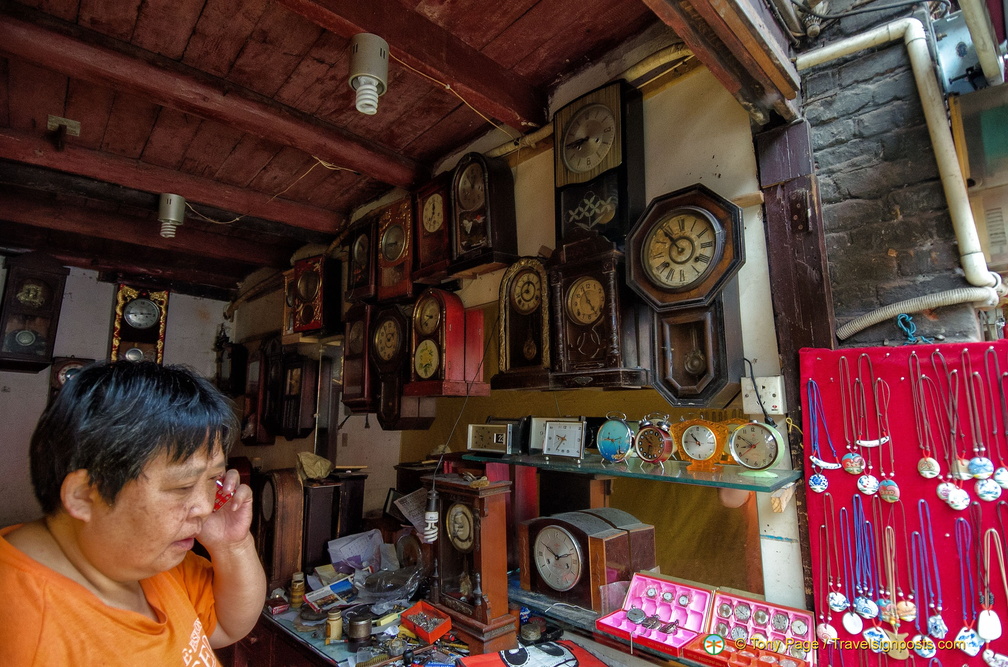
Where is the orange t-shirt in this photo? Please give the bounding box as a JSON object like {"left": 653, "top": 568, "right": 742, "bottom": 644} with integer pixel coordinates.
{"left": 0, "top": 524, "right": 220, "bottom": 666}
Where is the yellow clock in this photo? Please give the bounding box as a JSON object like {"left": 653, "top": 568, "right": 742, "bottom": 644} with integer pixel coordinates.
{"left": 674, "top": 418, "right": 730, "bottom": 471}
{"left": 565, "top": 276, "right": 605, "bottom": 326}
{"left": 373, "top": 317, "right": 401, "bottom": 362}
{"left": 413, "top": 338, "right": 440, "bottom": 379}
{"left": 446, "top": 502, "right": 475, "bottom": 553}
{"left": 422, "top": 193, "right": 444, "bottom": 233}
{"left": 510, "top": 268, "right": 542, "bottom": 315}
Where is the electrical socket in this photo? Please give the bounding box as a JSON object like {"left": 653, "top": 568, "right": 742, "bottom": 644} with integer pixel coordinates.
{"left": 740, "top": 375, "right": 787, "bottom": 416}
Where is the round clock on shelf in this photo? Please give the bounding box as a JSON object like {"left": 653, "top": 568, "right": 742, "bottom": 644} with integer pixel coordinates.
{"left": 533, "top": 524, "right": 584, "bottom": 592}
{"left": 373, "top": 315, "right": 403, "bottom": 363}
{"left": 675, "top": 418, "right": 730, "bottom": 471}
{"left": 633, "top": 413, "right": 674, "bottom": 463}
{"left": 626, "top": 183, "right": 744, "bottom": 312}
{"left": 728, "top": 421, "right": 784, "bottom": 472}
{"left": 596, "top": 412, "right": 634, "bottom": 463}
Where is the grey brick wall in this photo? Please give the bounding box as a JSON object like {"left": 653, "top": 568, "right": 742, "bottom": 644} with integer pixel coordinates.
{"left": 800, "top": 9, "right": 982, "bottom": 346}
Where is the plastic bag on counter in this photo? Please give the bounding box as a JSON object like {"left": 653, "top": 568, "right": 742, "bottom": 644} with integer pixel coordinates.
{"left": 352, "top": 564, "right": 424, "bottom": 603}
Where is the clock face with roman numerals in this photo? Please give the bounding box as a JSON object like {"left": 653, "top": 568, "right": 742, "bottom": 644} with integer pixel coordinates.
{"left": 641, "top": 210, "right": 719, "bottom": 290}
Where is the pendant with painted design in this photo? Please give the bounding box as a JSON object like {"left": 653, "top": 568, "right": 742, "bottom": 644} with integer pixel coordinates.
{"left": 842, "top": 452, "right": 865, "bottom": 474}
{"left": 878, "top": 479, "right": 900, "bottom": 502}
{"left": 970, "top": 456, "right": 995, "bottom": 479}
{"left": 911, "top": 634, "right": 936, "bottom": 658}
{"left": 955, "top": 626, "right": 984, "bottom": 656}
{"left": 947, "top": 486, "right": 971, "bottom": 510}
{"left": 808, "top": 473, "right": 828, "bottom": 493}
{"left": 857, "top": 473, "right": 879, "bottom": 495}
{"left": 928, "top": 613, "right": 948, "bottom": 639}
{"left": 918, "top": 456, "right": 941, "bottom": 479}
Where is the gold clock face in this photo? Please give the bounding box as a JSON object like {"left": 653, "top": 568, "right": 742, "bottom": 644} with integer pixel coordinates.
{"left": 422, "top": 193, "right": 444, "bottom": 233}
{"left": 347, "top": 321, "right": 364, "bottom": 355}
{"left": 296, "top": 269, "right": 320, "bottom": 300}
{"left": 373, "top": 317, "right": 401, "bottom": 362}
{"left": 533, "top": 525, "right": 583, "bottom": 592}
{"left": 446, "top": 502, "right": 475, "bottom": 552}
{"left": 565, "top": 277, "right": 605, "bottom": 326}
{"left": 414, "top": 338, "right": 440, "bottom": 379}
{"left": 456, "top": 162, "right": 486, "bottom": 211}
{"left": 562, "top": 103, "right": 616, "bottom": 174}
{"left": 15, "top": 279, "right": 51, "bottom": 308}
{"left": 352, "top": 234, "right": 370, "bottom": 267}
{"left": 642, "top": 210, "right": 719, "bottom": 290}
{"left": 510, "top": 269, "right": 542, "bottom": 315}
{"left": 414, "top": 296, "right": 441, "bottom": 335}
{"left": 681, "top": 423, "right": 718, "bottom": 461}
{"left": 381, "top": 223, "right": 406, "bottom": 262}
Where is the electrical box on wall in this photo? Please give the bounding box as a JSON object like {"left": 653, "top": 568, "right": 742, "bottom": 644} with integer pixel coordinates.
{"left": 740, "top": 375, "right": 787, "bottom": 416}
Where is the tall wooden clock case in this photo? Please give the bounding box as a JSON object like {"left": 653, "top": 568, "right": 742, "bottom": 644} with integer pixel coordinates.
{"left": 491, "top": 257, "right": 551, "bottom": 390}
{"left": 0, "top": 252, "right": 69, "bottom": 372}
{"left": 425, "top": 474, "right": 517, "bottom": 654}
{"left": 110, "top": 284, "right": 169, "bottom": 364}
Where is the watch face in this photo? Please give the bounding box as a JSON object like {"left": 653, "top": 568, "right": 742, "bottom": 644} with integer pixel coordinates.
{"left": 414, "top": 296, "right": 441, "bottom": 335}
{"left": 682, "top": 423, "right": 718, "bottom": 461}
{"left": 543, "top": 420, "right": 585, "bottom": 458}
{"left": 123, "top": 298, "right": 161, "bottom": 330}
{"left": 456, "top": 162, "right": 486, "bottom": 211}
{"left": 352, "top": 234, "right": 370, "bottom": 267}
{"left": 562, "top": 103, "right": 616, "bottom": 174}
{"left": 347, "top": 321, "right": 364, "bottom": 355}
{"left": 565, "top": 277, "right": 605, "bottom": 326}
{"left": 596, "top": 417, "right": 633, "bottom": 462}
{"left": 510, "top": 268, "right": 542, "bottom": 315}
{"left": 446, "top": 502, "right": 475, "bottom": 552}
{"left": 296, "top": 268, "right": 320, "bottom": 300}
{"left": 642, "top": 209, "right": 720, "bottom": 290}
{"left": 414, "top": 338, "right": 440, "bottom": 379}
{"left": 729, "top": 423, "right": 781, "bottom": 471}
{"left": 381, "top": 223, "right": 406, "bottom": 262}
{"left": 373, "top": 317, "right": 401, "bottom": 362}
{"left": 422, "top": 193, "right": 444, "bottom": 233}
{"left": 56, "top": 361, "right": 87, "bottom": 386}
{"left": 635, "top": 426, "right": 672, "bottom": 463}
{"left": 15, "top": 279, "right": 51, "bottom": 308}
{"left": 533, "top": 525, "right": 583, "bottom": 592}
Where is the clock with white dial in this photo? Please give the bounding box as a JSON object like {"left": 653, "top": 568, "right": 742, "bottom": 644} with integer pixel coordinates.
{"left": 542, "top": 419, "right": 586, "bottom": 459}
{"left": 728, "top": 421, "right": 783, "bottom": 471}
{"left": 681, "top": 422, "right": 719, "bottom": 461}
{"left": 533, "top": 525, "right": 584, "bottom": 592}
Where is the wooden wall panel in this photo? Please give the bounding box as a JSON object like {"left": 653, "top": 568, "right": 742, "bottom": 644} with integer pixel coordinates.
{"left": 182, "top": 0, "right": 267, "bottom": 78}
{"left": 227, "top": 4, "right": 322, "bottom": 97}
{"left": 274, "top": 31, "right": 348, "bottom": 113}
{"left": 7, "top": 61, "right": 66, "bottom": 131}
{"left": 78, "top": 0, "right": 140, "bottom": 41}
{"left": 141, "top": 108, "right": 202, "bottom": 169}
{"left": 178, "top": 120, "right": 245, "bottom": 178}
{"left": 132, "top": 0, "right": 205, "bottom": 59}
{"left": 100, "top": 95, "right": 159, "bottom": 159}
{"left": 213, "top": 134, "right": 283, "bottom": 188}
{"left": 63, "top": 79, "right": 115, "bottom": 150}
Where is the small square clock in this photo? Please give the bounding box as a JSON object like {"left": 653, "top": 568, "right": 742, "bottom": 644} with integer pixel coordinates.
{"left": 542, "top": 420, "right": 586, "bottom": 459}
{"left": 529, "top": 416, "right": 583, "bottom": 454}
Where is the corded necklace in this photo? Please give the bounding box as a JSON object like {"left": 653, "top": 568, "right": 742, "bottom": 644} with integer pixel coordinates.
{"left": 840, "top": 505, "right": 865, "bottom": 634}
{"left": 909, "top": 531, "right": 937, "bottom": 658}
{"left": 854, "top": 377, "right": 879, "bottom": 495}
{"left": 875, "top": 378, "right": 900, "bottom": 503}
{"left": 954, "top": 516, "right": 983, "bottom": 657}
{"left": 917, "top": 499, "right": 948, "bottom": 639}
{"left": 910, "top": 352, "right": 941, "bottom": 479}
{"left": 978, "top": 525, "right": 1006, "bottom": 641}
{"left": 852, "top": 495, "right": 880, "bottom": 621}
{"left": 806, "top": 379, "right": 840, "bottom": 493}
{"left": 839, "top": 356, "right": 866, "bottom": 476}
{"left": 971, "top": 370, "right": 1003, "bottom": 501}
{"left": 817, "top": 523, "right": 840, "bottom": 643}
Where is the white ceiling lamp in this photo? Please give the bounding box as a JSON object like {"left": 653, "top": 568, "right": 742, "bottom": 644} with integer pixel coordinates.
{"left": 158, "top": 193, "right": 186, "bottom": 238}
{"left": 348, "top": 33, "right": 389, "bottom": 115}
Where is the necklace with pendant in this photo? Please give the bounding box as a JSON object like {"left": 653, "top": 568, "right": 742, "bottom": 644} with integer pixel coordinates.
{"left": 917, "top": 499, "right": 948, "bottom": 639}
{"left": 910, "top": 532, "right": 937, "bottom": 658}
{"left": 840, "top": 506, "right": 865, "bottom": 634}
{"left": 910, "top": 353, "right": 942, "bottom": 479}
{"left": 852, "top": 495, "right": 880, "bottom": 621}
{"left": 806, "top": 379, "right": 840, "bottom": 493}
{"left": 987, "top": 348, "right": 1008, "bottom": 488}
{"left": 954, "top": 517, "right": 984, "bottom": 656}
{"left": 816, "top": 518, "right": 839, "bottom": 644}
{"left": 978, "top": 526, "right": 1006, "bottom": 642}
{"left": 965, "top": 360, "right": 997, "bottom": 487}
{"left": 839, "top": 356, "right": 866, "bottom": 477}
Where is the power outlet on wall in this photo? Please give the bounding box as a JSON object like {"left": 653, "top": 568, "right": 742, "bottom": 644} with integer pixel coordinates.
{"left": 740, "top": 376, "right": 787, "bottom": 416}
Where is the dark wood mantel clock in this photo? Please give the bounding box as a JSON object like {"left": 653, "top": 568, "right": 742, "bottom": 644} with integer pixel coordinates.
{"left": 110, "top": 283, "right": 169, "bottom": 364}
{"left": 346, "top": 214, "right": 378, "bottom": 303}
{"left": 341, "top": 302, "right": 377, "bottom": 414}
{"left": 490, "top": 257, "right": 551, "bottom": 390}
{"left": 425, "top": 473, "right": 517, "bottom": 654}
{"left": 370, "top": 304, "right": 435, "bottom": 430}
{"left": 547, "top": 236, "right": 651, "bottom": 390}
{"left": 0, "top": 252, "right": 69, "bottom": 372}
{"left": 447, "top": 152, "right": 518, "bottom": 278}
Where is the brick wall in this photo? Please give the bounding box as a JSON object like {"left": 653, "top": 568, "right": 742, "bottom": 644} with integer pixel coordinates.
{"left": 800, "top": 10, "right": 983, "bottom": 346}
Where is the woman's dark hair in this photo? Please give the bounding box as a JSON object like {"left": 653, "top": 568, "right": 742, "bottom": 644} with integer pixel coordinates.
{"left": 30, "top": 360, "right": 239, "bottom": 515}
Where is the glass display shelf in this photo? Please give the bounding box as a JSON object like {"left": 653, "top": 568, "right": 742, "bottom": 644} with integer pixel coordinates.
{"left": 462, "top": 453, "right": 800, "bottom": 492}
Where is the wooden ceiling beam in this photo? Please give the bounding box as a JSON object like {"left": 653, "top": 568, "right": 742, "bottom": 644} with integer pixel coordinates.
{"left": 0, "top": 12, "right": 422, "bottom": 188}
{"left": 0, "top": 193, "right": 293, "bottom": 269}
{"left": 0, "top": 129, "right": 340, "bottom": 234}
{"left": 642, "top": 0, "right": 800, "bottom": 124}
{"left": 276, "top": 0, "right": 547, "bottom": 130}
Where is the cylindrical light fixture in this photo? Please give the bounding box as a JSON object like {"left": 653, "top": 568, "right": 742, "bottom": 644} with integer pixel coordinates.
{"left": 158, "top": 193, "right": 186, "bottom": 238}
{"left": 348, "top": 33, "right": 389, "bottom": 115}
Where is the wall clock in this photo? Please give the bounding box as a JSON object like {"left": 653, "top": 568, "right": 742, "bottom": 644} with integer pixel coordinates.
{"left": 49, "top": 356, "right": 93, "bottom": 402}
{"left": 341, "top": 303, "right": 377, "bottom": 413}
{"left": 425, "top": 474, "right": 517, "bottom": 653}
{"left": 553, "top": 80, "right": 644, "bottom": 249}
{"left": 547, "top": 237, "right": 650, "bottom": 390}
{"left": 404, "top": 287, "right": 489, "bottom": 397}
{"left": 413, "top": 174, "right": 454, "bottom": 284}
{"left": 448, "top": 152, "right": 518, "bottom": 278}
{"left": 490, "top": 257, "right": 551, "bottom": 390}
{"left": 0, "top": 252, "right": 69, "bottom": 372}
{"left": 626, "top": 183, "right": 744, "bottom": 312}
{"left": 346, "top": 214, "right": 378, "bottom": 303}
{"left": 370, "top": 304, "right": 435, "bottom": 430}
{"left": 109, "top": 284, "right": 169, "bottom": 364}
{"left": 212, "top": 325, "right": 247, "bottom": 397}
{"left": 650, "top": 281, "right": 743, "bottom": 408}
{"left": 519, "top": 511, "right": 631, "bottom": 612}
{"left": 289, "top": 255, "right": 342, "bottom": 335}
{"left": 241, "top": 338, "right": 275, "bottom": 445}
{"left": 376, "top": 197, "right": 417, "bottom": 302}
{"left": 279, "top": 351, "right": 318, "bottom": 440}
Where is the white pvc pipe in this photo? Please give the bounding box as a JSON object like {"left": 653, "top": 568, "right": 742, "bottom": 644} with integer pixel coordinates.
{"left": 960, "top": 0, "right": 1006, "bottom": 86}
{"left": 796, "top": 18, "right": 1004, "bottom": 299}
{"left": 835, "top": 286, "right": 999, "bottom": 340}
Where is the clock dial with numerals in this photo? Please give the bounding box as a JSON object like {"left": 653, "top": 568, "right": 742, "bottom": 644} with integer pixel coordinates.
{"left": 449, "top": 152, "right": 517, "bottom": 278}
{"left": 341, "top": 304, "right": 376, "bottom": 413}
{"left": 373, "top": 316, "right": 402, "bottom": 362}
{"left": 110, "top": 284, "right": 169, "bottom": 364}
{"left": 492, "top": 258, "right": 551, "bottom": 388}
{"left": 346, "top": 216, "right": 378, "bottom": 302}
{"left": 413, "top": 175, "right": 454, "bottom": 284}
{"left": 376, "top": 197, "right": 416, "bottom": 302}
{"left": 510, "top": 268, "right": 542, "bottom": 315}
{"left": 642, "top": 210, "right": 719, "bottom": 289}
{"left": 565, "top": 277, "right": 605, "bottom": 326}
{"left": 533, "top": 525, "right": 583, "bottom": 592}
{"left": 561, "top": 103, "right": 616, "bottom": 174}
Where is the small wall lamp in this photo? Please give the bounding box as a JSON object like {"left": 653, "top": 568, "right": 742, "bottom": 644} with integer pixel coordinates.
{"left": 158, "top": 193, "right": 186, "bottom": 238}
{"left": 348, "top": 33, "right": 389, "bottom": 115}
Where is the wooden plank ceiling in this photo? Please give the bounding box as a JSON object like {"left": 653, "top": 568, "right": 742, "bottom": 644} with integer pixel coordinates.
{"left": 0, "top": 0, "right": 796, "bottom": 299}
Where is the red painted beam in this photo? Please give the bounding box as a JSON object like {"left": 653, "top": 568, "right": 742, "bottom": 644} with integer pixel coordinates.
{"left": 0, "top": 13, "right": 422, "bottom": 188}
{"left": 0, "top": 128, "right": 340, "bottom": 234}
{"left": 0, "top": 193, "right": 293, "bottom": 268}
{"left": 276, "top": 0, "right": 547, "bottom": 130}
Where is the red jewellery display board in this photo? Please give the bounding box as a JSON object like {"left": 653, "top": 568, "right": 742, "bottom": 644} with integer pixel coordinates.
{"left": 801, "top": 341, "right": 1008, "bottom": 666}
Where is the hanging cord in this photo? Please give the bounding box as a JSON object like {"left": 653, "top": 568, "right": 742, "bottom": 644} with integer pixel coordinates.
{"left": 743, "top": 357, "right": 775, "bottom": 426}
{"left": 896, "top": 313, "right": 934, "bottom": 345}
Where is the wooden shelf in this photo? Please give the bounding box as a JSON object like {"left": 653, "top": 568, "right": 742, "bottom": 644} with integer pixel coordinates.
{"left": 462, "top": 453, "right": 800, "bottom": 493}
